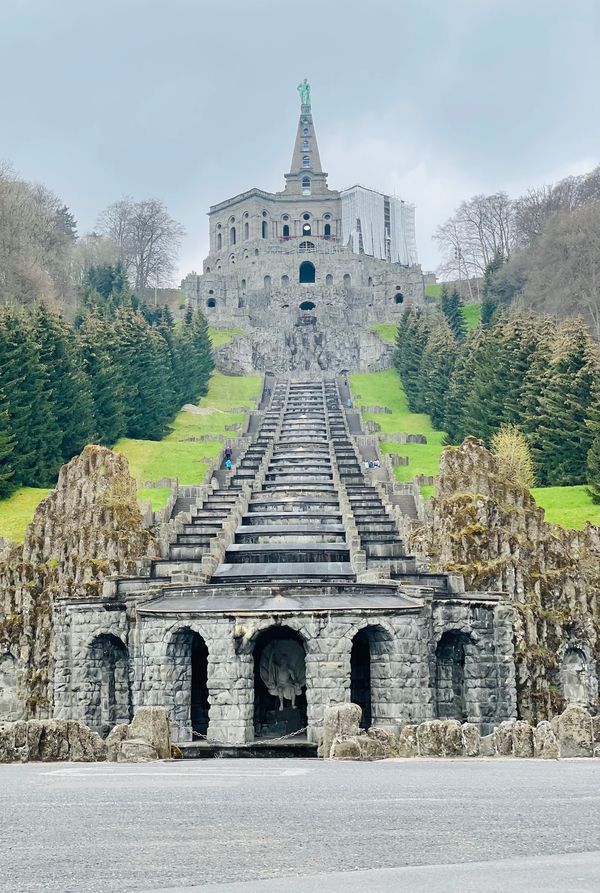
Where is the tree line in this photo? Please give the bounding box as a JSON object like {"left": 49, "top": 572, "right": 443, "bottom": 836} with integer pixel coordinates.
{"left": 434, "top": 166, "right": 600, "bottom": 340}
{"left": 0, "top": 163, "right": 185, "bottom": 313}
{"left": 394, "top": 300, "right": 600, "bottom": 495}
{"left": 0, "top": 265, "right": 213, "bottom": 499}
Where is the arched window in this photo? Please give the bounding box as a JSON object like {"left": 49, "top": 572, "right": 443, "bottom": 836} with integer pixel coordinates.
{"left": 230, "top": 226, "right": 236, "bottom": 245}
{"left": 435, "top": 632, "right": 471, "bottom": 722}
{"left": 324, "top": 223, "right": 331, "bottom": 238}
{"left": 254, "top": 248, "right": 259, "bottom": 256}
{"left": 241, "top": 278, "right": 246, "bottom": 291}
{"left": 302, "top": 139, "right": 309, "bottom": 150}
{"left": 325, "top": 274, "right": 333, "bottom": 286}
{"left": 262, "top": 220, "right": 268, "bottom": 238}
{"left": 299, "top": 240, "right": 315, "bottom": 251}
{"left": 205, "top": 266, "right": 210, "bottom": 273}
{"left": 302, "top": 177, "right": 311, "bottom": 195}
{"left": 281, "top": 274, "right": 289, "bottom": 286}
{"left": 264, "top": 275, "right": 271, "bottom": 292}
{"left": 229, "top": 254, "right": 235, "bottom": 265}
{"left": 368, "top": 276, "right": 373, "bottom": 286}
{"left": 302, "top": 223, "right": 312, "bottom": 236}
{"left": 207, "top": 298, "right": 216, "bottom": 308}
{"left": 216, "top": 233, "right": 222, "bottom": 250}
{"left": 299, "top": 261, "right": 315, "bottom": 284}
{"left": 343, "top": 273, "right": 351, "bottom": 289}
{"left": 302, "top": 155, "right": 310, "bottom": 168}
{"left": 299, "top": 300, "right": 316, "bottom": 310}
{"left": 302, "top": 126, "right": 309, "bottom": 136}
{"left": 244, "top": 221, "right": 249, "bottom": 239}
{"left": 282, "top": 224, "right": 290, "bottom": 238}
{"left": 394, "top": 292, "right": 404, "bottom": 304}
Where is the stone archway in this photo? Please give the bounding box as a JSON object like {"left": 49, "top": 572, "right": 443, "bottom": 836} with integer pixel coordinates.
{"left": 167, "top": 627, "right": 210, "bottom": 742}
{"left": 299, "top": 261, "right": 315, "bottom": 284}
{"left": 560, "top": 647, "right": 589, "bottom": 707}
{"left": 435, "top": 631, "right": 471, "bottom": 721}
{"left": 253, "top": 626, "right": 307, "bottom": 738}
{"left": 86, "top": 633, "right": 131, "bottom": 736}
{"left": 350, "top": 625, "right": 393, "bottom": 729}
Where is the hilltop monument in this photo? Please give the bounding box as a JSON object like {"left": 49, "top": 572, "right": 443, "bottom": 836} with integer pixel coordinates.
{"left": 182, "top": 84, "right": 423, "bottom": 373}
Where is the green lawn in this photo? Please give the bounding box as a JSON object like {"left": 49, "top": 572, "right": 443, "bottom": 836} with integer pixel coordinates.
{"left": 350, "top": 370, "right": 446, "bottom": 481}
{"left": 531, "top": 485, "right": 600, "bottom": 530}
{"left": 0, "top": 371, "right": 262, "bottom": 543}
{"left": 0, "top": 487, "right": 52, "bottom": 544}
{"left": 208, "top": 326, "right": 244, "bottom": 347}
{"left": 371, "top": 323, "right": 397, "bottom": 344}
{"left": 463, "top": 303, "right": 481, "bottom": 330}
{"left": 425, "top": 283, "right": 442, "bottom": 299}
{"left": 137, "top": 487, "right": 172, "bottom": 511}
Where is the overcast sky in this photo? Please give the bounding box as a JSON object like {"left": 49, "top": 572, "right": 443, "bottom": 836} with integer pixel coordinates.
{"left": 1, "top": 0, "right": 599, "bottom": 278}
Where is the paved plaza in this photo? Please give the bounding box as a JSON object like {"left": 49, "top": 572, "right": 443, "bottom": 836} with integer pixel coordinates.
{"left": 1, "top": 758, "right": 600, "bottom": 892}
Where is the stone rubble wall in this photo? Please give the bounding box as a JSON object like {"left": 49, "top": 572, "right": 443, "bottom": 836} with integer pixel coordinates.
{"left": 0, "top": 446, "right": 157, "bottom": 721}
{"left": 412, "top": 437, "right": 600, "bottom": 722}
{"left": 323, "top": 703, "right": 600, "bottom": 761}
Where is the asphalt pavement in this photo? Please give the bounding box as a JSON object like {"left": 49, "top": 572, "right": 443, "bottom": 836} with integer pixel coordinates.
{"left": 1, "top": 758, "right": 599, "bottom": 892}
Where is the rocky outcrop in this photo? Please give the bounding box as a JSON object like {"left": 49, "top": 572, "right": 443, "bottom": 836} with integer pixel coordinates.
{"left": 324, "top": 706, "right": 599, "bottom": 761}
{"left": 414, "top": 437, "right": 600, "bottom": 722}
{"left": 0, "top": 446, "right": 157, "bottom": 720}
{"left": 0, "top": 719, "right": 106, "bottom": 762}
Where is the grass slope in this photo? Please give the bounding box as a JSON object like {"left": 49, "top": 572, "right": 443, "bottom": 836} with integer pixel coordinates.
{"left": 208, "top": 326, "right": 244, "bottom": 347}
{"left": 0, "top": 487, "right": 52, "bottom": 543}
{"left": 349, "top": 369, "right": 597, "bottom": 530}
{"left": 371, "top": 323, "right": 397, "bottom": 344}
{"left": 0, "top": 371, "right": 262, "bottom": 540}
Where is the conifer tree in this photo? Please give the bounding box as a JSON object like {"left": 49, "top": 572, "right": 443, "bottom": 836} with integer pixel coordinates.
{"left": 418, "top": 320, "right": 457, "bottom": 429}
{"left": 530, "top": 319, "right": 599, "bottom": 485}
{"left": 31, "top": 304, "right": 96, "bottom": 461}
{"left": 77, "top": 314, "right": 127, "bottom": 446}
{"left": 0, "top": 392, "right": 16, "bottom": 499}
{"left": 0, "top": 309, "right": 63, "bottom": 486}
{"left": 441, "top": 288, "right": 467, "bottom": 341}
{"left": 481, "top": 251, "right": 505, "bottom": 326}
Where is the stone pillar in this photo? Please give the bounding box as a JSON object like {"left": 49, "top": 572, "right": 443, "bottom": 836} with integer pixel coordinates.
{"left": 206, "top": 620, "right": 253, "bottom": 745}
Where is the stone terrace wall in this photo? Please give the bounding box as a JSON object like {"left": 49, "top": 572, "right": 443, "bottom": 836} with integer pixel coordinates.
{"left": 0, "top": 446, "right": 157, "bottom": 720}
{"left": 414, "top": 437, "right": 600, "bottom": 722}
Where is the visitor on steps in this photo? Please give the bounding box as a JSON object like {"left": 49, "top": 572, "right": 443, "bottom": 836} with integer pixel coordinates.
{"left": 224, "top": 457, "right": 233, "bottom": 471}
{"left": 224, "top": 447, "right": 232, "bottom": 461}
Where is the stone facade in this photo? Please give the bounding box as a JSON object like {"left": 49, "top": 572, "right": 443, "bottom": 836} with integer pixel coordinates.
{"left": 181, "top": 88, "right": 424, "bottom": 374}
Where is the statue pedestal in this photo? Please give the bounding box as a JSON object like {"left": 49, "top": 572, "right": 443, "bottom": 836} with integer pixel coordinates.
{"left": 258, "top": 706, "right": 304, "bottom": 739}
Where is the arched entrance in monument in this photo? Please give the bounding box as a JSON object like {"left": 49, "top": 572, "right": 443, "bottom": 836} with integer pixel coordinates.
{"left": 253, "top": 626, "right": 307, "bottom": 739}
{"left": 299, "top": 261, "right": 315, "bottom": 284}
{"left": 86, "top": 633, "right": 131, "bottom": 736}
{"left": 168, "top": 627, "right": 210, "bottom": 741}
{"left": 350, "top": 625, "right": 392, "bottom": 729}
{"left": 435, "top": 631, "right": 472, "bottom": 721}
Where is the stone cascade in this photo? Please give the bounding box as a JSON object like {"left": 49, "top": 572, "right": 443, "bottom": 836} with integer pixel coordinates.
{"left": 324, "top": 380, "right": 413, "bottom": 570}
{"left": 212, "top": 380, "right": 355, "bottom": 583}
{"left": 149, "top": 381, "right": 289, "bottom": 582}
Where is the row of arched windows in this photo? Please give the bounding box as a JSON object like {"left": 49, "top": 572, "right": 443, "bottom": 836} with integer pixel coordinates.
{"left": 214, "top": 207, "right": 335, "bottom": 251}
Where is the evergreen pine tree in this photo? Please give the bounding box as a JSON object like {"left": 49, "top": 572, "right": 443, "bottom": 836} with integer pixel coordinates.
{"left": 31, "top": 304, "right": 96, "bottom": 461}
{"left": 481, "top": 250, "right": 505, "bottom": 326}
{"left": 441, "top": 288, "right": 467, "bottom": 341}
{"left": 0, "top": 309, "right": 63, "bottom": 486}
{"left": 418, "top": 320, "right": 457, "bottom": 429}
{"left": 77, "top": 314, "right": 127, "bottom": 446}
{"left": 0, "top": 391, "right": 16, "bottom": 499}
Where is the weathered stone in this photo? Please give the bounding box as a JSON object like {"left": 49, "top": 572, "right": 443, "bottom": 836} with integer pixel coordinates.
{"left": 592, "top": 715, "right": 600, "bottom": 758}
{"left": 129, "top": 707, "right": 171, "bottom": 759}
{"left": 397, "top": 724, "right": 418, "bottom": 758}
{"left": 533, "top": 721, "right": 559, "bottom": 760}
{"left": 323, "top": 703, "right": 361, "bottom": 760}
{"left": 493, "top": 721, "right": 516, "bottom": 756}
{"left": 416, "top": 720, "right": 444, "bottom": 756}
{"left": 441, "top": 719, "right": 464, "bottom": 756}
{"left": 118, "top": 738, "right": 158, "bottom": 763}
{"left": 105, "top": 724, "right": 129, "bottom": 762}
{"left": 462, "top": 723, "right": 480, "bottom": 757}
{"left": 479, "top": 734, "right": 496, "bottom": 757}
{"left": 512, "top": 720, "right": 534, "bottom": 758}
{"left": 0, "top": 719, "right": 105, "bottom": 762}
{"left": 364, "top": 727, "right": 398, "bottom": 758}
{"left": 329, "top": 736, "right": 362, "bottom": 760}
{"left": 552, "top": 706, "right": 593, "bottom": 758}
{"left": 66, "top": 720, "right": 106, "bottom": 762}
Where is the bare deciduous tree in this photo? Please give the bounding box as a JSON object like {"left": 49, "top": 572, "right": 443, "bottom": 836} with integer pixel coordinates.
{"left": 434, "top": 192, "right": 513, "bottom": 293}
{"left": 516, "top": 203, "right": 600, "bottom": 341}
{"left": 97, "top": 197, "right": 185, "bottom": 290}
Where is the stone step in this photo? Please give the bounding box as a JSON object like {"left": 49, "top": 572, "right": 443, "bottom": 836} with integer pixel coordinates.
{"left": 222, "top": 542, "right": 350, "bottom": 564}
{"left": 211, "top": 561, "right": 355, "bottom": 583}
